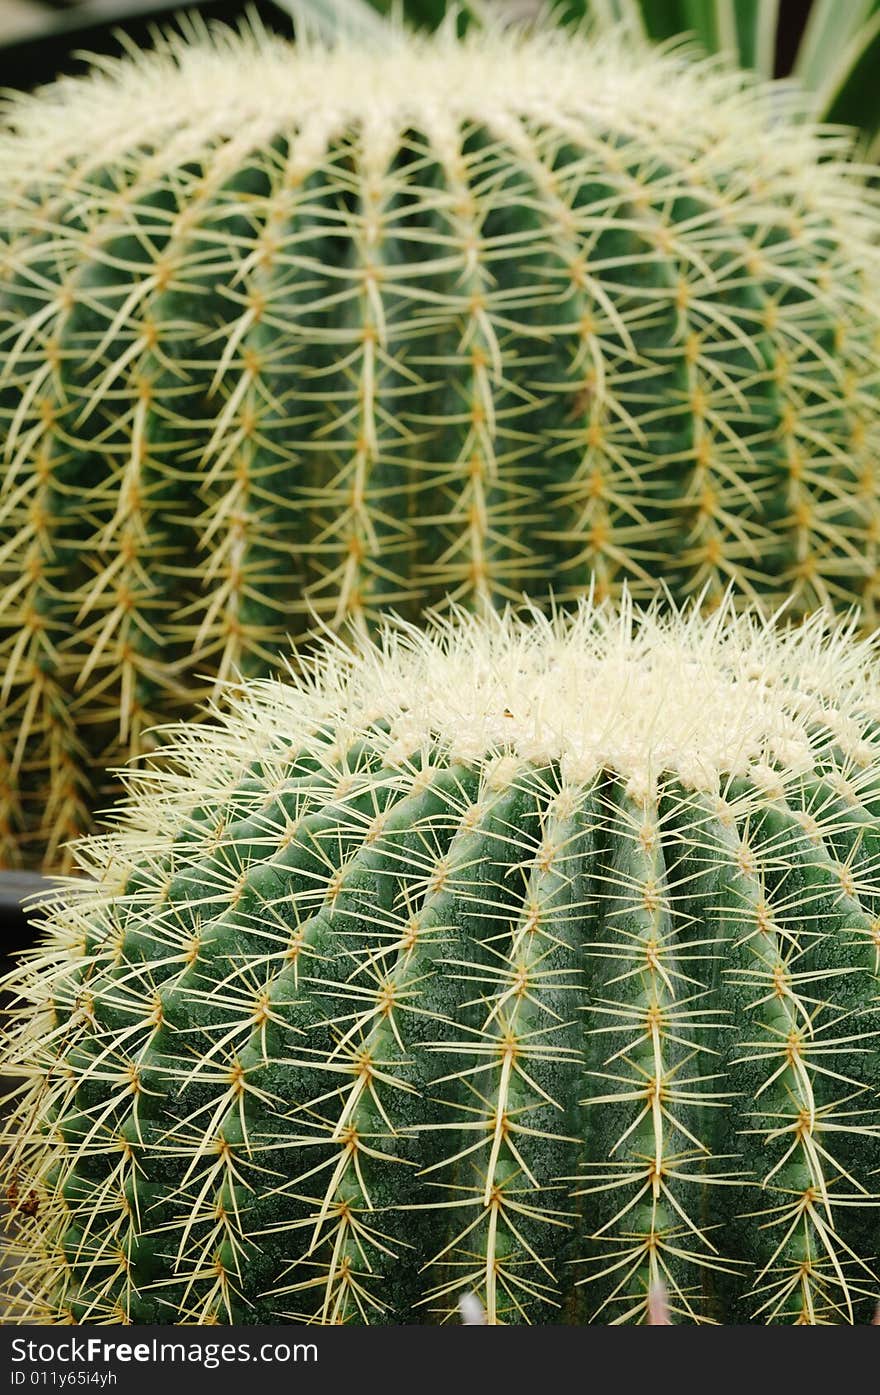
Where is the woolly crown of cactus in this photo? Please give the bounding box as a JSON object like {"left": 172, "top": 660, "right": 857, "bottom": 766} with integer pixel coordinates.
{"left": 1, "top": 21, "right": 880, "bottom": 869}
{"left": 3, "top": 596, "right": 880, "bottom": 1325}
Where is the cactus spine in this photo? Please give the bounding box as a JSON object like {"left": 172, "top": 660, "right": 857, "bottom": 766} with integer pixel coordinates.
{"left": 3, "top": 598, "right": 880, "bottom": 1324}
{"left": 2, "top": 24, "right": 880, "bottom": 868}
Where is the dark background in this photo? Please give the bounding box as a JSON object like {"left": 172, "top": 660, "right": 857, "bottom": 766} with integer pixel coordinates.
{"left": 0, "top": 0, "right": 829, "bottom": 947}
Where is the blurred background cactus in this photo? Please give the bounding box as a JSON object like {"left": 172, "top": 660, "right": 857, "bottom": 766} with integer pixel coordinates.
{"left": 1, "top": 22, "right": 879, "bottom": 871}
{"left": 5, "top": 3, "right": 879, "bottom": 160}
{"left": 3, "top": 599, "right": 879, "bottom": 1324}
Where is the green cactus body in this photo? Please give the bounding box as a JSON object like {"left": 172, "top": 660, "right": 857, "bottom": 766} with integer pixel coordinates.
{"left": 3, "top": 598, "right": 879, "bottom": 1324}
{"left": 1, "top": 25, "right": 879, "bottom": 867}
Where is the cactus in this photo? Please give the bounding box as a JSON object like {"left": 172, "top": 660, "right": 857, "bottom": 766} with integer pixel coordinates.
{"left": 2, "top": 23, "right": 880, "bottom": 869}
{"left": 3, "top": 596, "right": 880, "bottom": 1325}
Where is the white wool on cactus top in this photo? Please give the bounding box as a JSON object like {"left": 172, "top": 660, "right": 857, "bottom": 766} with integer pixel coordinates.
{"left": 1, "top": 22, "right": 866, "bottom": 183}
{"left": 117, "top": 596, "right": 880, "bottom": 836}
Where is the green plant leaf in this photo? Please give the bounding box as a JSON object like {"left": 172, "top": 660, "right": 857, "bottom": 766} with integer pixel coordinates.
{"left": 724, "top": 0, "right": 780, "bottom": 75}
{"left": 272, "top": 0, "right": 390, "bottom": 41}
{"left": 632, "top": 0, "right": 689, "bottom": 42}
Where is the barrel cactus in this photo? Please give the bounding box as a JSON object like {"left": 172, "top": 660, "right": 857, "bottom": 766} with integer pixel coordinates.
{"left": 2, "top": 24, "right": 880, "bottom": 869}
{"left": 3, "top": 597, "right": 879, "bottom": 1324}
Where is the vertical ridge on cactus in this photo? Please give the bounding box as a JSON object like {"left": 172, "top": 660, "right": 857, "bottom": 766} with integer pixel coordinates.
{"left": 1, "top": 21, "right": 879, "bottom": 867}
{"left": 2, "top": 597, "right": 879, "bottom": 1324}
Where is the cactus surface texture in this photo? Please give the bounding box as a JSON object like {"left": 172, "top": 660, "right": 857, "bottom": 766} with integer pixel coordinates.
{"left": 2, "top": 25, "right": 880, "bottom": 869}
{"left": 3, "top": 598, "right": 880, "bottom": 1325}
